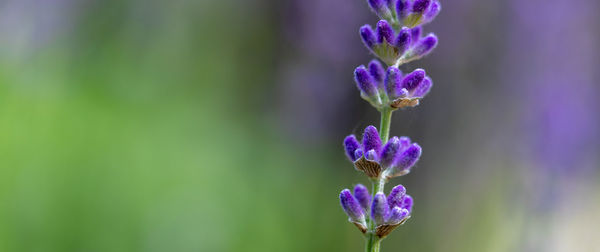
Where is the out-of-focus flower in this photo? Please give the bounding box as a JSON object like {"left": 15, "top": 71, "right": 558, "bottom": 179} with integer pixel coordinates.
{"left": 360, "top": 21, "right": 438, "bottom": 66}
{"left": 354, "top": 62, "right": 433, "bottom": 109}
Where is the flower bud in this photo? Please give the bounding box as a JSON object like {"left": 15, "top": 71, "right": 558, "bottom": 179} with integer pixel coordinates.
{"left": 387, "top": 184, "right": 406, "bottom": 208}
{"left": 371, "top": 193, "right": 390, "bottom": 226}
{"left": 387, "top": 206, "right": 410, "bottom": 225}
{"left": 387, "top": 143, "right": 421, "bottom": 177}
{"left": 400, "top": 194, "right": 413, "bottom": 213}
{"left": 396, "top": 0, "right": 410, "bottom": 19}
{"left": 401, "top": 69, "right": 426, "bottom": 90}
{"left": 340, "top": 189, "right": 366, "bottom": 223}
{"left": 354, "top": 66, "right": 379, "bottom": 100}
{"left": 410, "top": 26, "right": 422, "bottom": 45}
{"left": 360, "top": 25, "right": 377, "bottom": 49}
{"left": 353, "top": 184, "right": 371, "bottom": 211}
{"left": 380, "top": 137, "right": 401, "bottom": 168}
{"left": 408, "top": 34, "right": 438, "bottom": 59}
{"left": 396, "top": 27, "right": 412, "bottom": 54}
{"left": 362, "top": 125, "right": 382, "bottom": 154}
{"left": 365, "top": 149, "right": 378, "bottom": 161}
{"left": 412, "top": 76, "right": 432, "bottom": 97}
{"left": 368, "top": 0, "right": 393, "bottom": 19}
{"left": 368, "top": 60, "right": 386, "bottom": 87}
{"left": 397, "top": 143, "right": 421, "bottom": 172}
{"left": 424, "top": 1, "right": 441, "bottom": 22}
{"left": 384, "top": 66, "right": 403, "bottom": 100}
{"left": 344, "top": 135, "right": 361, "bottom": 162}
{"left": 412, "top": 0, "right": 431, "bottom": 14}
{"left": 376, "top": 20, "right": 395, "bottom": 44}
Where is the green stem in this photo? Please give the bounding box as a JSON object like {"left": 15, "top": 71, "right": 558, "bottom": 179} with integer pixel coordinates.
{"left": 379, "top": 107, "right": 393, "bottom": 143}
{"left": 365, "top": 108, "right": 394, "bottom": 252}
{"left": 365, "top": 233, "right": 381, "bottom": 252}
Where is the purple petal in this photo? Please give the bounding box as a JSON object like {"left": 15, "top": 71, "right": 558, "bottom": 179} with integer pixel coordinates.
{"left": 387, "top": 184, "right": 407, "bottom": 208}
{"left": 410, "top": 26, "right": 422, "bottom": 45}
{"left": 396, "top": 0, "right": 411, "bottom": 19}
{"left": 380, "top": 137, "right": 402, "bottom": 168}
{"left": 412, "top": 76, "right": 432, "bottom": 97}
{"left": 371, "top": 192, "right": 390, "bottom": 226}
{"left": 362, "top": 125, "right": 382, "bottom": 154}
{"left": 368, "top": 60, "right": 386, "bottom": 86}
{"left": 360, "top": 25, "right": 377, "bottom": 49}
{"left": 412, "top": 0, "right": 431, "bottom": 14}
{"left": 340, "top": 189, "right": 365, "bottom": 222}
{"left": 396, "top": 27, "right": 412, "bottom": 54}
{"left": 424, "top": 1, "right": 441, "bottom": 21}
{"left": 376, "top": 20, "right": 395, "bottom": 44}
{"left": 394, "top": 143, "right": 422, "bottom": 173}
{"left": 353, "top": 184, "right": 371, "bottom": 211}
{"left": 411, "top": 34, "right": 438, "bottom": 58}
{"left": 344, "top": 135, "right": 361, "bottom": 162}
{"left": 384, "top": 66, "right": 403, "bottom": 99}
{"left": 401, "top": 69, "right": 426, "bottom": 90}
{"left": 387, "top": 207, "right": 409, "bottom": 225}
{"left": 400, "top": 194, "right": 413, "bottom": 213}
{"left": 354, "top": 66, "right": 378, "bottom": 97}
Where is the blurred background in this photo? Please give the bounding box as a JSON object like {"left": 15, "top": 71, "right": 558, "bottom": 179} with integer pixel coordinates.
{"left": 1, "top": 0, "right": 599, "bottom": 251}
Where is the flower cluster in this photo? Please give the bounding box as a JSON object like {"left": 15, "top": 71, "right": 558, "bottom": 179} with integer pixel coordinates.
{"left": 340, "top": 184, "right": 413, "bottom": 238}
{"left": 367, "top": 0, "right": 441, "bottom": 29}
{"left": 344, "top": 126, "right": 422, "bottom": 179}
{"left": 360, "top": 22, "right": 438, "bottom": 66}
{"left": 354, "top": 60, "right": 433, "bottom": 109}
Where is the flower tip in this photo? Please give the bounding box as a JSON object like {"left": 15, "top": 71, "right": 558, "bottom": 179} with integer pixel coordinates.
{"left": 344, "top": 135, "right": 361, "bottom": 162}
{"left": 412, "top": 0, "right": 431, "bottom": 13}
{"left": 359, "top": 25, "right": 376, "bottom": 48}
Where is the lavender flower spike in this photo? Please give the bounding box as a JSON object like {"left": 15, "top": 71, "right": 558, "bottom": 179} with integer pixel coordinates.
{"left": 371, "top": 192, "right": 390, "bottom": 226}
{"left": 337, "top": 0, "right": 441, "bottom": 245}
{"left": 340, "top": 189, "right": 366, "bottom": 224}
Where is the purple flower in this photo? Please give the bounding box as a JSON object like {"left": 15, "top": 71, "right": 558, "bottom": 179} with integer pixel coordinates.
{"left": 360, "top": 25, "right": 377, "bottom": 48}
{"left": 405, "top": 34, "right": 438, "bottom": 60}
{"left": 386, "top": 143, "right": 422, "bottom": 177}
{"left": 354, "top": 65, "right": 382, "bottom": 105}
{"left": 387, "top": 207, "right": 410, "bottom": 225}
{"left": 412, "top": 0, "right": 431, "bottom": 14}
{"left": 368, "top": 0, "right": 393, "bottom": 19}
{"left": 371, "top": 193, "right": 390, "bottom": 226}
{"left": 376, "top": 20, "right": 395, "bottom": 44}
{"left": 343, "top": 126, "right": 423, "bottom": 178}
{"left": 389, "top": 68, "right": 433, "bottom": 109}
{"left": 363, "top": 125, "right": 383, "bottom": 154}
{"left": 384, "top": 66, "right": 403, "bottom": 98}
{"left": 368, "top": 59, "right": 386, "bottom": 88}
{"left": 344, "top": 135, "right": 361, "bottom": 162}
{"left": 396, "top": 27, "right": 412, "bottom": 53}
{"left": 380, "top": 137, "right": 402, "bottom": 168}
{"left": 387, "top": 184, "right": 407, "bottom": 208}
{"left": 358, "top": 22, "right": 437, "bottom": 66}
{"left": 340, "top": 189, "right": 366, "bottom": 224}
{"left": 354, "top": 184, "right": 371, "bottom": 211}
